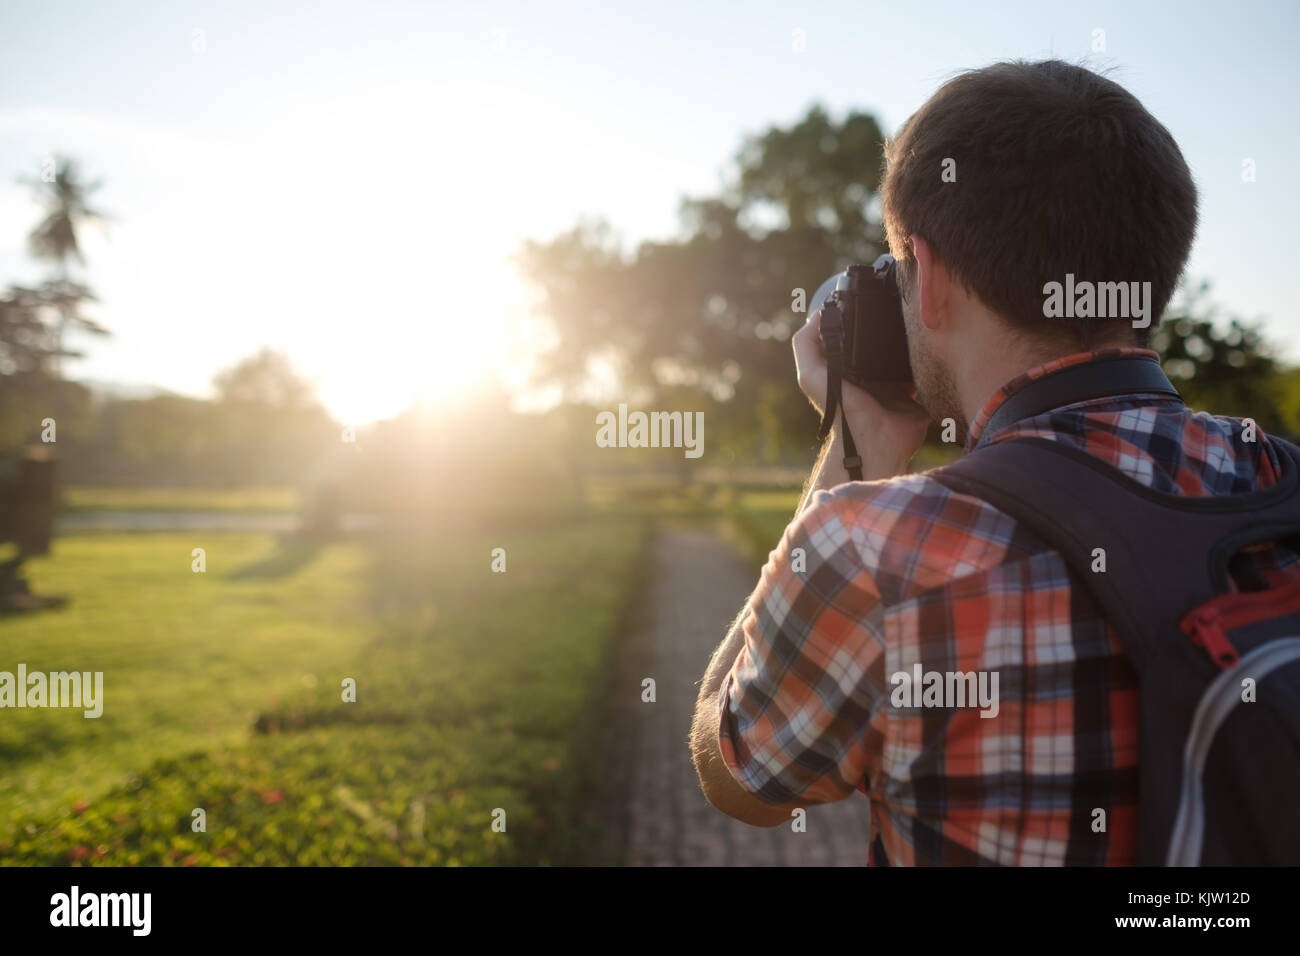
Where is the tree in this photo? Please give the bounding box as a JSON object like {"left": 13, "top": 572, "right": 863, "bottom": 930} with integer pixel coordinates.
{"left": 209, "top": 349, "right": 338, "bottom": 487}
{"left": 0, "top": 282, "right": 100, "bottom": 457}
{"left": 1151, "top": 279, "right": 1294, "bottom": 437}
{"left": 0, "top": 280, "right": 103, "bottom": 378}
{"left": 0, "top": 285, "right": 59, "bottom": 379}
{"left": 20, "top": 156, "right": 110, "bottom": 376}
{"left": 518, "top": 106, "right": 889, "bottom": 462}
{"left": 213, "top": 348, "right": 319, "bottom": 410}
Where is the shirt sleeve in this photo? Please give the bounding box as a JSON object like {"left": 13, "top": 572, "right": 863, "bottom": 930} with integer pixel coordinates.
{"left": 716, "top": 487, "right": 891, "bottom": 806}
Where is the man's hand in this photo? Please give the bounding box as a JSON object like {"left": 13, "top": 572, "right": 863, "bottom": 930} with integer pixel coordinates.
{"left": 793, "top": 309, "right": 930, "bottom": 485}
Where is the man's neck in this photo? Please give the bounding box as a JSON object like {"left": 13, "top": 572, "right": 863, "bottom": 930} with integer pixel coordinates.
{"left": 954, "top": 346, "right": 1047, "bottom": 429}
{"left": 953, "top": 329, "right": 1135, "bottom": 428}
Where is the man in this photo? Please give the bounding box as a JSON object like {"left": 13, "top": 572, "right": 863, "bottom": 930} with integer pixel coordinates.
{"left": 689, "top": 59, "right": 1299, "bottom": 865}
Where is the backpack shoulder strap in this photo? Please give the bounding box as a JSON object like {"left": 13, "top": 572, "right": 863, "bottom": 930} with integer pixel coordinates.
{"left": 929, "top": 436, "right": 1300, "bottom": 669}
{"left": 979, "top": 354, "right": 1180, "bottom": 440}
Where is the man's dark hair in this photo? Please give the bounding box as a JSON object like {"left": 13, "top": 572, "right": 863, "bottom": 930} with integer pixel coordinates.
{"left": 881, "top": 59, "right": 1198, "bottom": 348}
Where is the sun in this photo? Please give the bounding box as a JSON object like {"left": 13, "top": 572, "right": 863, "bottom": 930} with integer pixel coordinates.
{"left": 312, "top": 256, "right": 531, "bottom": 427}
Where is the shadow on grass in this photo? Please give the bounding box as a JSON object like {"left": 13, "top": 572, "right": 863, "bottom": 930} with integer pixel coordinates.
{"left": 227, "top": 536, "right": 324, "bottom": 580}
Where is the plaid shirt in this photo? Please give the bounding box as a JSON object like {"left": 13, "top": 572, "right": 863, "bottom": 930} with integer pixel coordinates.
{"left": 717, "top": 347, "right": 1299, "bottom": 865}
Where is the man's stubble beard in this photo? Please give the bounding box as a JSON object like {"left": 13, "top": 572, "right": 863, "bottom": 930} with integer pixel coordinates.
{"left": 905, "top": 306, "right": 968, "bottom": 445}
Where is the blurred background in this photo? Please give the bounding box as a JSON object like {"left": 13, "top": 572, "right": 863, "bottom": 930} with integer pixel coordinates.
{"left": 0, "top": 0, "right": 1297, "bottom": 865}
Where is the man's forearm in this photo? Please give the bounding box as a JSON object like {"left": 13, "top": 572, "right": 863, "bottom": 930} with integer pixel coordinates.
{"left": 798, "top": 415, "right": 913, "bottom": 513}
{"left": 696, "top": 415, "right": 908, "bottom": 759}
{"left": 690, "top": 607, "right": 799, "bottom": 827}
{"left": 798, "top": 426, "right": 847, "bottom": 513}
{"left": 697, "top": 605, "right": 747, "bottom": 702}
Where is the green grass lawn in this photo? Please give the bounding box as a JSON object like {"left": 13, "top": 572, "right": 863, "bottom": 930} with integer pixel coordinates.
{"left": 726, "top": 489, "right": 800, "bottom": 570}
{"left": 0, "top": 516, "right": 647, "bottom": 865}
{"left": 0, "top": 533, "right": 371, "bottom": 827}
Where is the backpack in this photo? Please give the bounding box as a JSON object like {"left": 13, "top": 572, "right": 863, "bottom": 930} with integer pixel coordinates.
{"left": 929, "top": 355, "right": 1300, "bottom": 866}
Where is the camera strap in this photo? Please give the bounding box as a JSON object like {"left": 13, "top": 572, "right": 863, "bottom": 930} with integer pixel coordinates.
{"left": 816, "top": 300, "right": 864, "bottom": 481}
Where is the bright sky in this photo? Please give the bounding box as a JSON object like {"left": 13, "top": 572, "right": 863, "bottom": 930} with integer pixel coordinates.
{"left": 1, "top": 0, "right": 1297, "bottom": 424}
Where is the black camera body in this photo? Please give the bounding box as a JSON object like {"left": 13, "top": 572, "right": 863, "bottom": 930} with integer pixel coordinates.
{"left": 810, "top": 253, "right": 913, "bottom": 397}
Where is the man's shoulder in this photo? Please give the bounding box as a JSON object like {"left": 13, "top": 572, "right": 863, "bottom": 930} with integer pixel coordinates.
{"left": 806, "top": 471, "right": 957, "bottom": 523}
{"left": 992, "top": 400, "right": 1291, "bottom": 493}
{"left": 793, "top": 471, "right": 1036, "bottom": 606}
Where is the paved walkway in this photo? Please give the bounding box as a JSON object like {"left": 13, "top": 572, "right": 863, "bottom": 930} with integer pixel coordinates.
{"left": 593, "top": 524, "right": 872, "bottom": 866}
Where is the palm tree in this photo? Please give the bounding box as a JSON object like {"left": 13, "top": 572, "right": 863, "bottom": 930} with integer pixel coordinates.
{"left": 21, "top": 156, "right": 109, "bottom": 376}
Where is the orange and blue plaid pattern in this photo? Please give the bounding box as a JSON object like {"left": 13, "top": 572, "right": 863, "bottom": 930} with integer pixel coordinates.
{"left": 717, "top": 348, "right": 1299, "bottom": 865}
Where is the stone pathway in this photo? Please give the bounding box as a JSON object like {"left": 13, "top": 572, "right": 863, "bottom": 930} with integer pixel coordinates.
{"left": 592, "top": 524, "right": 872, "bottom": 866}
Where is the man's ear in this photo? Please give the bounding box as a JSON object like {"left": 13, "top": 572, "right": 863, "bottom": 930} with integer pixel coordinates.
{"left": 911, "top": 234, "right": 949, "bottom": 332}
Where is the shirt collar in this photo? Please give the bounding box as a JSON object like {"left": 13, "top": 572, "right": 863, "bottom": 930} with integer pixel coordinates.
{"left": 964, "top": 347, "right": 1163, "bottom": 451}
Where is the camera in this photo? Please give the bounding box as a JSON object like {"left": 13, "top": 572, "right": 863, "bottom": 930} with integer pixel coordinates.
{"left": 809, "top": 253, "right": 913, "bottom": 398}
